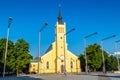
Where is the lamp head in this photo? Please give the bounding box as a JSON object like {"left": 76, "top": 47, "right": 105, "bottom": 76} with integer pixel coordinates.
{"left": 45, "top": 22, "right": 48, "bottom": 26}
{"left": 9, "top": 17, "right": 13, "bottom": 21}
{"left": 72, "top": 28, "right": 76, "bottom": 31}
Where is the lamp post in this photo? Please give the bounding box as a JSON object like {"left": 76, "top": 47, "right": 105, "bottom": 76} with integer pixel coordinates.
{"left": 84, "top": 32, "right": 98, "bottom": 74}
{"left": 63, "top": 28, "right": 75, "bottom": 75}
{"left": 101, "top": 35, "right": 116, "bottom": 73}
{"left": 38, "top": 22, "right": 48, "bottom": 74}
{"left": 3, "top": 17, "right": 13, "bottom": 77}
{"left": 115, "top": 40, "right": 120, "bottom": 71}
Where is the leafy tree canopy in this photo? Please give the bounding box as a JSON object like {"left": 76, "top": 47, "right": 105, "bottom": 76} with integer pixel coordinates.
{"left": 0, "top": 38, "right": 32, "bottom": 76}
{"left": 79, "top": 43, "right": 118, "bottom": 72}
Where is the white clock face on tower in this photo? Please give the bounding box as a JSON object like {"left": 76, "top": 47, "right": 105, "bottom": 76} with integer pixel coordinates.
{"left": 58, "top": 27, "right": 64, "bottom": 33}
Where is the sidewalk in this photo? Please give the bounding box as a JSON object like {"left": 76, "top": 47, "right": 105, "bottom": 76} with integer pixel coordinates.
{"left": 0, "top": 73, "right": 120, "bottom": 80}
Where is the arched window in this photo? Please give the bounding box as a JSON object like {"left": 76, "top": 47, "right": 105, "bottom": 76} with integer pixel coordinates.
{"left": 46, "top": 61, "right": 49, "bottom": 69}
{"left": 71, "top": 61, "right": 73, "bottom": 69}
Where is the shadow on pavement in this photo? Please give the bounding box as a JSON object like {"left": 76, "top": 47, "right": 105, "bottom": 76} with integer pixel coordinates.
{"left": 83, "top": 73, "right": 120, "bottom": 79}
{"left": 0, "top": 76, "right": 43, "bottom": 80}
{"left": 76, "top": 72, "right": 120, "bottom": 79}
{"left": 99, "top": 75, "right": 120, "bottom": 79}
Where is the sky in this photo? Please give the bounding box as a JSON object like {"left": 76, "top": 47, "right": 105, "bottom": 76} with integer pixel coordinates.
{"left": 0, "top": 0, "right": 120, "bottom": 58}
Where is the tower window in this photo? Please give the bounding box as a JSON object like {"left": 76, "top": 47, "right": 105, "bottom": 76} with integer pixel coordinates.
{"left": 46, "top": 61, "right": 49, "bottom": 69}
{"left": 58, "top": 27, "right": 64, "bottom": 33}
{"left": 60, "top": 37, "right": 62, "bottom": 39}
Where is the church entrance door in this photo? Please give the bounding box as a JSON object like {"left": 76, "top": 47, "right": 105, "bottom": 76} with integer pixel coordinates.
{"left": 61, "top": 65, "right": 64, "bottom": 73}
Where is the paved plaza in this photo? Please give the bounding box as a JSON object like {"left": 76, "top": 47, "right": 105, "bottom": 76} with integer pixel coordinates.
{"left": 0, "top": 73, "right": 120, "bottom": 80}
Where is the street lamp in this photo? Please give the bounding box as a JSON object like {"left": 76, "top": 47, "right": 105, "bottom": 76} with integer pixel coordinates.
{"left": 3, "top": 17, "right": 13, "bottom": 77}
{"left": 84, "top": 32, "right": 98, "bottom": 74}
{"left": 101, "top": 35, "right": 116, "bottom": 73}
{"left": 38, "top": 22, "right": 48, "bottom": 74}
{"left": 115, "top": 40, "right": 120, "bottom": 71}
{"left": 63, "top": 28, "right": 75, "bottom": 75}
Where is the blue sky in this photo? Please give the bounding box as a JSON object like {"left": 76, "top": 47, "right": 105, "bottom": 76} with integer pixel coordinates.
{"left": 0, "top": 0, "right": 120, "bottom": 58}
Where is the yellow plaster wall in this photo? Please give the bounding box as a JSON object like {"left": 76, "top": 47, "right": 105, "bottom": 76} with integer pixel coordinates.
{"left": 36, "top": 42, "right": 81, "bottom": 74}
{"left": 65, "top": 51, "right": 81, "bottom": 73}
{"left": 40, "top": 51, "right": 55, "bottom": 73}
{"left": 29, "top": 63, "right": 38, "bottom": 73}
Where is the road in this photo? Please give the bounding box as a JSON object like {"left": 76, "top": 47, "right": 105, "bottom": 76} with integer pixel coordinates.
{"left": 0, "top": 73, "right": 120, "bottom": 80}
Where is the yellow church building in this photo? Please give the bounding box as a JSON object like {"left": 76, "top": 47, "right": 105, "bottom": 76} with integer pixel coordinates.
{"left": 29, "top": 8, "right": 81, "bottom": 74}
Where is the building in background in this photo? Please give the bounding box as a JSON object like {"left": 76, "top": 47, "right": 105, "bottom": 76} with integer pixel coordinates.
{"left": 29, "top": 60, "right": 39, "bottom": 74}
{"left": 114, "top": 52, "right": 120, "bottom": 58}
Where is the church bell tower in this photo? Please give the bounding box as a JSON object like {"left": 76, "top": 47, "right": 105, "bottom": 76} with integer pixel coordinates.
{"left": 55, "top": 6, "right": 67, "bottom": 58}
{"left": 55, "top": 6, "right": 68, "bottom": 73}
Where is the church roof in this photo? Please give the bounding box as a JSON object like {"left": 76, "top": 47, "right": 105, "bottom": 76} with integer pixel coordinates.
{"left": 30, "top": 60, "right": 39, "bottom": 63}
{"left": 45, "top": 44, "right": 52, "bottom": 53}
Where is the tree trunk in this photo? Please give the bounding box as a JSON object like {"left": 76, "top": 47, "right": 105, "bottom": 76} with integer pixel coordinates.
{"left": 94, "top": 68, "right": 96, "bottom": 72}
{"left": 17, "top": 68, "right": 18, "bottom": 77}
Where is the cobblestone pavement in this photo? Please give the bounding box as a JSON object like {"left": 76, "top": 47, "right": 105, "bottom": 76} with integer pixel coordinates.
{"left": 0, "top": 73, "right": 120, "bottom": 80}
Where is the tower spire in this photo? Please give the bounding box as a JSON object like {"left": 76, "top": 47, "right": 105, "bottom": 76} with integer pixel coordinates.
{"left": 58, "top": 4, "right": 62, "bottom": 24}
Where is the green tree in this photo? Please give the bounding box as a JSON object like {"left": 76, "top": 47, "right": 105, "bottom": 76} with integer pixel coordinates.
{"left": 0, "top": 38, "right": 32, "bottom": 76}
{"left": 0, "top": 38, "right": 6, "bottom": 72}
{"left": 78, "top": 54, "right": 85, "bottom": 72}
{"left": 86, "top": 43, "right": 103, "bottom": 72}
{"left": 14, "top": 39, "right": 32, "bottom": 76}
{"left": 106, "top": 55, "right": 118, "bottom": 71}
{"left": 0, "top": 38, "right": 14, "bottom": 72}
